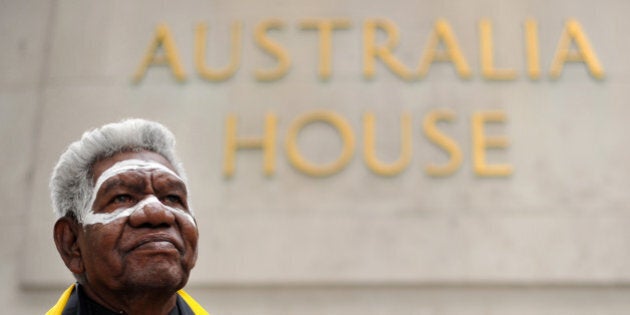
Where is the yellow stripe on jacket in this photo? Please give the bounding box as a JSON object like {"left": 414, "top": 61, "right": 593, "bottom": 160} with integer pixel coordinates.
{"left": 46, "top": 284, "right": 210, "bottom": 315}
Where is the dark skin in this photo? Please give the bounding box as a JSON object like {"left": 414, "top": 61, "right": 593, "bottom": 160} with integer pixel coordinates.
{"left": 54, "top": 151, "right": 199, "bottom": 315}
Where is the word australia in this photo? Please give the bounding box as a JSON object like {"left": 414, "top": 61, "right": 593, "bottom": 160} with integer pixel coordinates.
{"left": 133, "top": 18, "right": 604, "bottom": 82}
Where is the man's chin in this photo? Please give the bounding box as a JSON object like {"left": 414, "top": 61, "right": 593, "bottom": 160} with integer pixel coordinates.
{"left": 124, "top": 262, "right": 189, "bottom": 290}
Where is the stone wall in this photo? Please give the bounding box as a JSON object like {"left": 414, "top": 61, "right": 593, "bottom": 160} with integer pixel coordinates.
{"left": 2, "top": 0, "right": 630, "bottom": 313}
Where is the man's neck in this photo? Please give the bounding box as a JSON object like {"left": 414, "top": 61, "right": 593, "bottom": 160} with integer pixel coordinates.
{"left": 78, "top": 283, "right": 179, "bottom": 315}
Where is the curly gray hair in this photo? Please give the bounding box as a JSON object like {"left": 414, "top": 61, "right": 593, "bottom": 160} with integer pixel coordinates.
{"left": 50, "top": 118, "right": 187, "bottom": 223}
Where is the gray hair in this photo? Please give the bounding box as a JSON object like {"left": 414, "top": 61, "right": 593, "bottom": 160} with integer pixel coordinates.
{"left": 50, "top": 118, "right": 187, "bottom": 222}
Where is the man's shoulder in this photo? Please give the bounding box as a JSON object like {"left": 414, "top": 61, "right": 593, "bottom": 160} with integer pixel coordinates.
{"left": 46, "top": 284, "right": 76, "bottom": 315}
{"left": 177, "top": 289, "right": 210, "bottom": 315}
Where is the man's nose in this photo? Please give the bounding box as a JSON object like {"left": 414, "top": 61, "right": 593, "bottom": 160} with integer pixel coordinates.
{"left": 128, "top": 198, "right": 176, "bottom": 228}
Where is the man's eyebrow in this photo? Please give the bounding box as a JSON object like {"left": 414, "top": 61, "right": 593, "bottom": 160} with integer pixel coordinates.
{"left": 162, "top": 178, "right": 188, "bottom": 193}
{"left": 98, "top": 175, "right": 146, "bottom": 196}
{"left": 171, "top": 180, "right": 187, "bottom": 194}
{"left": 99, "top": 178, "right": 123, "bottom": 195}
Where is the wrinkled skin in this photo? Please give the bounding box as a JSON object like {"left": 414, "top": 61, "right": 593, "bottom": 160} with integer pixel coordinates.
{"left": 54, "top": 151, "right": 198, "bottom": 315}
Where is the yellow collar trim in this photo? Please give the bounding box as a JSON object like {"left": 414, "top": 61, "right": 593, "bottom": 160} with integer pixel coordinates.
{"left": 46, "top": 284, "right": 210, "bottom": 315}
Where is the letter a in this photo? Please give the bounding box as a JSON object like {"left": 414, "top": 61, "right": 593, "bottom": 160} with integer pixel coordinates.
{"left": 133, "top": 24, "right": 187, "bottom": 82}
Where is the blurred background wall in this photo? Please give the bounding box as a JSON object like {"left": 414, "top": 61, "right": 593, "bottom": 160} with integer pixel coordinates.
{"left": 3, "top": 0, "right": 630, "bottom": 313}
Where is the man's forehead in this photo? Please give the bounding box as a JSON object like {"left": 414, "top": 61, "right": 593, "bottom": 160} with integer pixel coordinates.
{"left": 91, "top": 150, "right": 178, "bottom": 184}
{"left": 94, "top": 159, "right": 183, "bottom": 189}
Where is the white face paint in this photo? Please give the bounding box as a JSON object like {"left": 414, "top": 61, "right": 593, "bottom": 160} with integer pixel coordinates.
{"left": 82, "top": 159, "right": 195, "bottom": 226}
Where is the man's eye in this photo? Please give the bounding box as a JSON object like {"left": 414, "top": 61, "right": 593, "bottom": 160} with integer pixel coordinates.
{"left": 112, "top": 194, "right": 133, "bottom": 204}
{"left": 163, "top": 195, "right": 182, "bottom": 204}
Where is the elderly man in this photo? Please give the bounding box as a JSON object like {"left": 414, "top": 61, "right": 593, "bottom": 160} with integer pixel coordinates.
{"left": 47, "top": 119, "right": 209, "bottom": 315}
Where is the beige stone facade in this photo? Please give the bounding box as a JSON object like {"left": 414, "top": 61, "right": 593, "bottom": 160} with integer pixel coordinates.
{"left": 3, "top": 0, "right": 630, "bottom": 313}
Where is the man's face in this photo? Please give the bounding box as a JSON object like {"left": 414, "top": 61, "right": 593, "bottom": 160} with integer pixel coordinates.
{"left": 77, "top": 150, "right": 198, "bottom": 293}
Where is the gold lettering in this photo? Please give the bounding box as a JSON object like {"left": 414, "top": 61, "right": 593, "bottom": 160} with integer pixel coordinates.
{"left": 133, "top": 24, "right": 186, "bottom": 82}
{"left": 472, "top": 111, "right": 512, "bottom": 177}
{"left": 550, "top": 19, "right": 604, "bottom": 79}
{"left": 363, "top": 112, "right": 412, "bottom": 176}
{"left": 524, "top": 19, "right": 541, "bottom": 80}
{"left": 254, "top": 19, "right": 291, "bottom": 81}
{"left": 418, "top": 19, "right": 471, "bottom": 79}
{"left": 223, "top": 113, "right": 277, "bottom": 177}
{"left": 363, "top": 19, "right": 415, "bottom": 80}
{"left": 479, "top": 18, "right": 517, "bottom": 80}
{"left": 195, "top": 22, "right": 242, "bottom": 81}
{"left": 423, "top": 109, "right": 462, "bottom": 176}
{"left": 286, "top": 111, "right": 355, "bottom": 176}
{"left": 300, "top": 18, "right": 351, "bottom": 80}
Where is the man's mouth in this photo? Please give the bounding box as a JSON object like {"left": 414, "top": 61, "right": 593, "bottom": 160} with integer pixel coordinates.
{"left": 130, "top": 235, "right": 182, "bottom": 253}
{"left": 135, "top": 240, "right": 177, "bottom": 251}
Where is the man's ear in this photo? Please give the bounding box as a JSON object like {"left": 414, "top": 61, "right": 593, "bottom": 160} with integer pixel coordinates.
{"left": 53, "top": 216, "right": 85, "bottom": 274}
